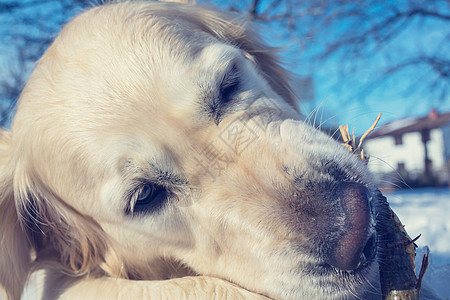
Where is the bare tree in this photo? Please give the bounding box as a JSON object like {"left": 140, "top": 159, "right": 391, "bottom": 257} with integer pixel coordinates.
{"left": 206, "top": 0, "right": 449, "bottom": 106}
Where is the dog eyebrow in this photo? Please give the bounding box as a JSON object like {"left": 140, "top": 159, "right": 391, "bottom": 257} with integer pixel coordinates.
{"left": 151, "top": 167, "right": 188, "bottom": 186}
{"left": 122, "top": 159, "right": 188, "bottom": 186}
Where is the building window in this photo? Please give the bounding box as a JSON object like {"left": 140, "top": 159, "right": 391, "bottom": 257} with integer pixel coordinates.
{"left": 394, "top": 135, "right": 403, "bottom": 145}
{"left": 421, "top": 129, "right": 430, "bottom": 143}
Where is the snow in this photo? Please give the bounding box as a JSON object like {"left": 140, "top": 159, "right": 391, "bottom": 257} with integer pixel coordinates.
{"left": 387, "top": 188, "right": 450, "bottom": 265}
{"left": 387, "top": 187, "right": 450, "bottom": 299}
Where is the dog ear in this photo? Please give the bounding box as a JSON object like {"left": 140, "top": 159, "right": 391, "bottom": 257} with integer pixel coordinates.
{"left": 16, "top": 177, "right": 119, "bottom": 280}
{"left": 0, "top": 129, "right": 32, "bottom": 300}
{"left": 0, "top": 128, "right": 123, "bottom": 299}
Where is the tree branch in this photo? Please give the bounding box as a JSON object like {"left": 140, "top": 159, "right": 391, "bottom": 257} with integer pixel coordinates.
{"left": 249, "top": 0, "right": 261, "bottom": 17}
{"left": 404, "top": 8, "right": 450, "bottom": 21}
{"left": 386, "top": 56, "right": 450, "bottom": 78}
{"left": 320, "top": 7, "right": 449, "bottom": 59}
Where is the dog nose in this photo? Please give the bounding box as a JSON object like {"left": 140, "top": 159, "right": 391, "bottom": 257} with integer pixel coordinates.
{"left": 325, "top": 182, "right": 375, "bottom": 270}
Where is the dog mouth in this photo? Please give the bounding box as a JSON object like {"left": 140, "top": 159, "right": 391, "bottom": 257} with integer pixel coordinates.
{"left": 285, "top": 237, "right": 378, "bottom": 300}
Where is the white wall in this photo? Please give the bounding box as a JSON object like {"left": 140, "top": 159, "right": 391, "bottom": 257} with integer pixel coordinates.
{"left": 365, "top": 129, "right": 444, "bottom": 174}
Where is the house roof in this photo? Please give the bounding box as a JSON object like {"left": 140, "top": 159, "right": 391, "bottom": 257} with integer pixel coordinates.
{"left": 368, "top": 110, "right": 450, "bottom": 139}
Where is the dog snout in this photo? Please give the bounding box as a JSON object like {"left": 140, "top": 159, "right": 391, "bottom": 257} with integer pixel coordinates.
{"left": 325, "top": 182, "right": 376, "bottom": 271}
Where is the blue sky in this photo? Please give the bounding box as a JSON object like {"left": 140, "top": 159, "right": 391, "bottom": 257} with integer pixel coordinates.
{"left": 264, "top": 3, "right": 449, "bottom": 133}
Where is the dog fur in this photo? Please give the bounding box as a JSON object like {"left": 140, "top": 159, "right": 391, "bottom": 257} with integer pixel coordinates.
{"left": 0, "top": 1, "right": 381, "bottom": 299}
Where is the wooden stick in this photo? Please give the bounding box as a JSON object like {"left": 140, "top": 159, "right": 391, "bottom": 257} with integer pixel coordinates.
{"left": 338, "top": 114, "right": 428, "bottom": 300}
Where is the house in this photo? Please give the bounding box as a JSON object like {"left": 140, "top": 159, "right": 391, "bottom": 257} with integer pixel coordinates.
{"left": 364, "top": 109, "right": 450, "bottom": 188}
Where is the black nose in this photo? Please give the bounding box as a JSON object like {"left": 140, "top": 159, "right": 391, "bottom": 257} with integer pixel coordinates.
{"left": 325, "top": 182, "right": 375, "bottom": 270}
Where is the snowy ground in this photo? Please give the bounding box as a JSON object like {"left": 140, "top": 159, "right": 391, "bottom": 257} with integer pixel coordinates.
{"left": 387, "top": 187, "right": 450, "bottom": 299}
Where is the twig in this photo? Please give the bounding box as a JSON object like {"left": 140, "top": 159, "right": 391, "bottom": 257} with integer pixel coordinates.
{"left": 339, "top": 113, "right": 382, "bottom": 163}
{"left": 416, "top": 247, "right": 429, "bottom": 293}
{"left": 357, "top": 113, "right": 382, "bottom": 150}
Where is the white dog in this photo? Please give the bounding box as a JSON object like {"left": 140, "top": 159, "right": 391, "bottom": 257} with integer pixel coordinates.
{"left": 0, "top": 1, "right": 380, "bottom": 299}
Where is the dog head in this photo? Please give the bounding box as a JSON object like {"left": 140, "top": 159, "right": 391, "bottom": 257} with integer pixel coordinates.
{"left": 0, "top": 2, "right": 379, "bottom": 299}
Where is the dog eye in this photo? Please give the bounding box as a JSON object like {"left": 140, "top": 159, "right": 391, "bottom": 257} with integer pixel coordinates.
{"left": 219, "top": 65, "right": 240, "bottom": 104}
{"left": 132, "top": 183, "right": 168, "bottom": 214}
